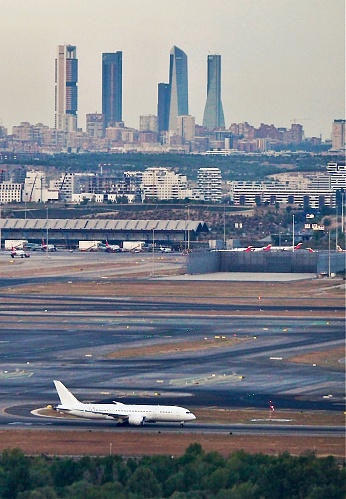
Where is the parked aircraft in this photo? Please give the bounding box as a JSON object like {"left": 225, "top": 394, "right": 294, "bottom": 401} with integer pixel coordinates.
{"left": 250, "top": 244, "right": 273, "bottom": 252}
{"left": 53, "top": 380, "right": 196, "bottom": 426}
{"left": 103, "top": 241, "right": 121, "bottom": 253}
{"left": 230, "top": 246, "right": 254, "bottom": 252}
{"left": 252, "top": 242, "right": 304, "bottom": 252}
{"left": 268, "top": 242, "right": 304, "bottom": 251}
{"left": 40, "top": 239, "right": 57, "bottom": 252}
{"left": 230, "top": 243, "right": 306, "bottom": 252}
{"left": 10, "top": 247, "right": 30, "bottom": 258}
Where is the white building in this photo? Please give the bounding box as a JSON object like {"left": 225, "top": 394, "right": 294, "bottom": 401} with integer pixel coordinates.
{"left": 326, "top": 162, "right": 346, "bottom": 189}
{"left": 51, "top": 173, "right": 81, "bottom": 202}
{"left": 22, "top": 170, "right": 59, "bottom": 203}
{"left": 71, "top": 192, "right": 136, "bottom": 204}
{"left": 228, "top": 180, "right": 335, "bottom": 209}
{"left": 228, "top": 167, "right": 341, "bottom": 209}
{"left": 197, "top": 167, "right": 223, "bottom": 202}
{"left": 141, "top": 167, "right": 191, "bottom": 201}
{"left": 23, "top": 170, "right": 46, "bottom": 203}
{"left": 0, "top": 182, "right": 22, "bottom": 204}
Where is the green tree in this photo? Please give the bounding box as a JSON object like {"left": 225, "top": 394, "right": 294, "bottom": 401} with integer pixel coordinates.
{"left": 28, "top": 456, "right": 53, "bottom": 490}
{"left": 51, "top": 458, "right": 81, "bottom": 488}
{"left": 127, "top": 466, "right": 162, "bottom": 498}
{"left": 164, "top": 471, "right": 185, "bottom": 497}
{"left": 17, "top": 486, "right": 58, "bottom": 499}
{"left": 229, "top": 481, "right": 258, "bottom": 498}
{"left": 207, "top": 468, "right": 229, "bottom": 494}
{"left": 0, "top": 449, "right": 31, "bottom": 499}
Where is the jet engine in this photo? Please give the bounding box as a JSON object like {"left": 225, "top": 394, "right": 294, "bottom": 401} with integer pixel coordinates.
{"left": 128, "top": 414, "right": 145, "bottom": 426}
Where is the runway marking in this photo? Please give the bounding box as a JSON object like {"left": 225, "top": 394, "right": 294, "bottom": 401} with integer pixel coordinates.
{"left": 170, "top": 374, "right": 243, "bottom": 387}
{"left": 251, "top": 419, "right": 293, "bottom": 422}
{"left": 0, "top": 370, "right": 33, "bottom": 378}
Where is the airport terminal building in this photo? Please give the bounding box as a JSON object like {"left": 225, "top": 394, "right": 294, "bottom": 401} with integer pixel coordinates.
{"left": 0, "top": 219, "right": 209, "bottom": 249}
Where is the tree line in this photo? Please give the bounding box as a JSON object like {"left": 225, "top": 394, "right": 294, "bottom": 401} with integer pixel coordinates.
{"left": 0, "top": 444, "right": 344, "bottom": 499}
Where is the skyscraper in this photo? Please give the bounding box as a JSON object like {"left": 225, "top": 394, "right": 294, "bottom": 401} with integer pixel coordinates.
{"left": 157, "top": 83, "right": 170, "bottom": 132}
{"left": 202, "top": 55, "right": 225, "bottom": 131}
{"left": 55, "top": 45, "right": 78, "bottom": 131}
{"left": 331, "top": 119, "right": 346, "bottom": 150}
{"left": 168, "top": 46, "right": 188, "bottom": 131}
{"left": 102, "top": 52, "right": 122, "bottom": 127}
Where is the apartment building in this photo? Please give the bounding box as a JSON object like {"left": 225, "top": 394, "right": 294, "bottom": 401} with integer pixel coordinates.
{"left": 0, "top": 182, "right": 22, "bottom": 203}
{"left": 197, "top": 167, "right": 223, "bottom": 202}
{"left": 228, "top": 166, "right": 342, "bottom": 209}
{"left": 141, "top": 167, "right": 191, "bottom": 201}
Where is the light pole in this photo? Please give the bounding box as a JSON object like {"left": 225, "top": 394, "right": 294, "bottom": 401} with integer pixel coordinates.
{"left": 46, "top": 207, "right": 49, "bottom": 256}
{"left": 187, "top": 205, "right": 190, "bottom": 252}
{"left": 152, "top": 226, "right": 155, "bottom": 276}
{"left": 279, "top": 224, "right": 282, "bottom": 247}
{"left": 292, "top": 214, "right": 295, "bottom": 251}
{"left": 328, "top": 231, "right": 331, "bottom": 278}
{"left": 184, "top": 207, "right": 187, "bottom": 252}
{"left": 223, "top": 203, "right": 226, "bottom": 248}
{"left": 335, "top": 202, "right": 338, "bottom": 251}
{"left": 342, "top": 191, "right": 344, "bottom": 234}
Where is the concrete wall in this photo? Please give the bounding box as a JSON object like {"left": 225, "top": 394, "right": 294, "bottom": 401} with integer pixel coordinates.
{"left": 187, "top": 250, "right": 220, "bottom": 274}
{"left": 187, "top": 250, "right": 345, "bottom": 275}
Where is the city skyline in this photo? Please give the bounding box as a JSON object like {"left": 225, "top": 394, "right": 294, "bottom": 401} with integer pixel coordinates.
{"left": 0, "top": 0, "right": 344, "bottom": 138}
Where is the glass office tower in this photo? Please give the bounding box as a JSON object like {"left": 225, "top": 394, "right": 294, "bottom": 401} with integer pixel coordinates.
{"left": 202, "top": 54, "right": 225, "bottom": 130}
{"left": 102, "top": 52, "right": 122, "bottom": 127}
{"left": 157, "top": 83, "right": 170, "bottom": 132}
{"left": 55, "top": 45, "right": 78, "bottom": 131}
{"left": 168, "top": 46, "right": 188, "bottom": 131}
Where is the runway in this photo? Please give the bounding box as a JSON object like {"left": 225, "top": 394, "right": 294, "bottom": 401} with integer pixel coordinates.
{"left": 0, "top": 252, "right": 344, "bottom": 440}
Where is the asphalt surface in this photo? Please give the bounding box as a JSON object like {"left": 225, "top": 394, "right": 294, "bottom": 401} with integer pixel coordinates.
{"left": 0, "top": 251, "right": 344, "bottom": 436}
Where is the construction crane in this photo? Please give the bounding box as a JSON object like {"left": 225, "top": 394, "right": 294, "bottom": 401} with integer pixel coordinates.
{"left": 29, "top": 175, "right": 38, "bottom": 202}
{"left": 58, "top": 172, "right": 68, "bottom": 201}
{"left": 290, "top": 118, "right": 312, "bottom": 125}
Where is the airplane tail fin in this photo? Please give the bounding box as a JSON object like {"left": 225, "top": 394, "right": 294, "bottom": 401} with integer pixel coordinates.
{"left": 53, "top": 380, "right": 80, "bottom": 407}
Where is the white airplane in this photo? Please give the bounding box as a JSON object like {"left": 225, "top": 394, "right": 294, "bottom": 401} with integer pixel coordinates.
{"left": 230, "top": 246, "right": 254, "bottom": 252}
{"left": 41, "top": 239, "right": 57, "bottom": 252}
{"left": 10, "top": 247, "right": 30, "bottom": 258}
{"left": 269, "top": 242, "right": 303, "bottom": 251}
{"left": 249, "top": 244, "right": 273, "bottom": 252}
{"left": 53, "top": 380, "right": 196, "bottom": 427}
{"left": 104, "top": 241, "right": 121, "bottom": 253}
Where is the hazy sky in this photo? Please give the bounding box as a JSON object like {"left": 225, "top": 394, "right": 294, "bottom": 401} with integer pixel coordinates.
{"left": 1, "top": 0, "right": 344, "bottom": 139}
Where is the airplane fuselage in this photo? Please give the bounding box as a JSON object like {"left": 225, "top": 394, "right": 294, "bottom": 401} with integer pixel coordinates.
{"left": 55, "top": 401, "right": 195, "bottom": 425}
